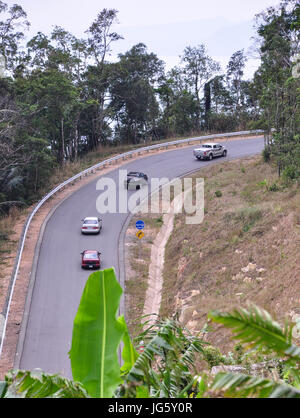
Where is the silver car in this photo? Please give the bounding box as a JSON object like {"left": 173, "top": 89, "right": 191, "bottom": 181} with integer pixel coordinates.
{"left": 193, "top": 143, "right": 227, "bottom": 160}
{"left": 81, "top": 217, "right": 103, "bottom": 235}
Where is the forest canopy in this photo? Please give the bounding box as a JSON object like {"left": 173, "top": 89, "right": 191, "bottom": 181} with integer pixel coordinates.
{"left": 0, "top": 0, "right": 299, "bottom": 213}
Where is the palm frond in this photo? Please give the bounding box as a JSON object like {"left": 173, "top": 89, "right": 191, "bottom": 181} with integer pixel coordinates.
{"left": 123, "top": 318, "right": 205, "bottom": 398}
{"left": 209, "top": 306, "right": 300, "bottom": 360}
{"left": 169, "top": 338, "right": 204, "bottom": 398}
{"left": 4, "top": 370, "right": 90, "bottom": 398}
{"left": 212, "top": 372, "right": 300, "bottom": 398}
{"left": 126, "top": 319, "right": 175, "bottom": 383}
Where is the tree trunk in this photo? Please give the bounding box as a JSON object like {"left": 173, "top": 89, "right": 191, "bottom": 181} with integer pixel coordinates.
{"left": 61, "top": 118, "right": 65, "bottom": 165}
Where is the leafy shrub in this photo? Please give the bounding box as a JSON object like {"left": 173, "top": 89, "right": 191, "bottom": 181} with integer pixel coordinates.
{"left": 155, "top": 216, "right": 164, "bottom": 226}
{"left": 262, "top": 147, "right": 271, "bottom": 162}
{"left": 215, "top": 190, "right": 222, "bottom": 198}
{"left": 257, "top": 179, "right": 268, "bottom": 188}
{"left": 202, "top": 346, "right": 229, "bottom": 369}
{"left": 268, "top": 182, "right": 280, "bottom": 192}
{"left": 282, "top": 165, "right": 299, "bottom": 182}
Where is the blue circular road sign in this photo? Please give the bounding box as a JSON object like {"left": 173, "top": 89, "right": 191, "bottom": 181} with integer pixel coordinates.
{"left": 136, "top": 220, "right": 145, "bottom": 230}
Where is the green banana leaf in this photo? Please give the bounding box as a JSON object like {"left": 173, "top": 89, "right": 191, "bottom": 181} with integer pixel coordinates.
{"left": 0, "top": 381, "right": 7, "bottom": 398}
{"left": 119, "top": 315, "right": 139, "bottom": 376}
{"left": 69, "top": 269, "right": 126, "bottom": 398}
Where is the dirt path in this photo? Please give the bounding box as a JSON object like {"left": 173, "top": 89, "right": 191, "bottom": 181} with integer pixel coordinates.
{"left": 143, "top": 191, "right": 187, "bottom": 324}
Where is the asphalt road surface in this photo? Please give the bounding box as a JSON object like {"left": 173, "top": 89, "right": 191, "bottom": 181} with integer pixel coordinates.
{"left": 17, "top": 137, "right": 264, "bottom": 378}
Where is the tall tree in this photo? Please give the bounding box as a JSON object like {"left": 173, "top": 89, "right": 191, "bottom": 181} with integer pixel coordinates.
{"left": 26, "top": 32, "right": 53, "bottom": 69}
{"left": 84, "top": 9, "right": 123, "bottom": 148}
{"left": 0, "top": 1, "right": 29, "bottom": 71}
{"left": 226, "top": 49, "right": 248, "bottom": 116}
{"left": 210, "top": 75, "right": 232, "bottom": 114}
{"left": 181, "top": 44, "right": 221, "bottom": 129}
{"left": 109, "top": 43, "right": 164, "bottom": 144}
{"left": 254, "top": 0, "right": 300, "bottom": 177}
{"left": 86, "top": 9, "right": 123, "bottom": 66}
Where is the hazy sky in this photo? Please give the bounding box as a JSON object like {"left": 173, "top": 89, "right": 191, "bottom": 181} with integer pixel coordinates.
{"left": 7, "top": 0, "right": 280, "bottom": 78}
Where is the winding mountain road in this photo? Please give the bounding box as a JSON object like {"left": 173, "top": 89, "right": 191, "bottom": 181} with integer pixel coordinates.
{"left": 16, "top": 136, "right": 264, "bottom": 379}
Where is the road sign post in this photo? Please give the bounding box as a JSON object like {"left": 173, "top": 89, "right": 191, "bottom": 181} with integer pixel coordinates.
{"left": 136, "top": 221, "right": 145, "bottom": 279}
{"left": 136, "top": 231, "right": 145, "bottom": 240}
{"left": 136, "top": 220, "right": 145, "bottom": 230}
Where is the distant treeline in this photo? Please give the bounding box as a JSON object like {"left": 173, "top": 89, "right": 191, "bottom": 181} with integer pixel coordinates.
{"left": 0, "top": 0, "right": 299, "bottom": 213}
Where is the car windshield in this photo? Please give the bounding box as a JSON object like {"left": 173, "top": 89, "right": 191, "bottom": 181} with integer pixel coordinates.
{"left": 128, "top": 172, "right": 139, "bottom": 177}
{"left": 84, "top": 252, "right": 98, "bottom": 260}
{"left": 84, "top": 220, "right": 98, "bottom": 225}
{"left": 202, "top": 145, "right": 212, "bottom": 149}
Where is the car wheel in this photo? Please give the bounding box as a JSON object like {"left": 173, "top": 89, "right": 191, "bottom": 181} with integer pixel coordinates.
{"left": 209, "top": 154, "right": 213, "bottom": 161}
{"left": 223, "top": 150, "right": 227, "bottom": 157}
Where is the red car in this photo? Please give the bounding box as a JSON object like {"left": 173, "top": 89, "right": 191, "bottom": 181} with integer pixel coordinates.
{"left": 81, "top": 250, "right": 101, "bottom": 270}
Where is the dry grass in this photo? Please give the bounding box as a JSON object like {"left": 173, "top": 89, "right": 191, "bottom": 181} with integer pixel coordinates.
{"left": 161, "top": 156, "right": 300, "bottom": 353}
{"left": 0, "top": 207, "right": 23, "bottom": 278}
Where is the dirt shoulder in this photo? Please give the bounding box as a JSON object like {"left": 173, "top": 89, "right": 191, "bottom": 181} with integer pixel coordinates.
{"left": 124, "top": 214, "right": 165, "bottom": 339}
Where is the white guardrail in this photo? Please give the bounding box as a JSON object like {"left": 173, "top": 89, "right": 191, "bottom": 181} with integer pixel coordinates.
{"left": 0, "top": 129, "right": 264, "bottom": 359}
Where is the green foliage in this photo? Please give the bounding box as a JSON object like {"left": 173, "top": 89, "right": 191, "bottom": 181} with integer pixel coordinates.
{"left": 155, "top": 216, "right": 164, "bottom": 226}
{"left": 267, "top": 182, "right": 280, "bottom": 192}
{"left": 3, "top": 370, "right": 89, "bottom": 398}
{"left": 69, "top": 269, "right": 126, "bottom": 398}
{"left": 109, "top": 43, "right": 164, "bottom": 143}
{"left": 209, "top": 304, "right": 300, "bottom": 398}
{"left": 0, "top": 0, "right": 275, "bottom": 214}
{"left": 257, "top": 179, "right": 268, "bottom": 187}
{"left": 202, "top": 346, "right": 229, "bottom": 369}
{"left": 4, "top": 268, "right": 300, "bottom": 398}
{"left": 209, "top": 306, "right": 300, "bottom": 358}
{"left": 256, "top": 1, "right": 300, "bottom": 177}
{"left": 69, "top": 269, "right": 208, "bottom": 399}
{"left": 0, "top": 381, "right": 7, "bottom": 398}
{"left": 0, "top": 1, "right": 29, "bottom": 71}
{"left": 215, "top": 190, "right": 222, "bottom": 198}
{"left": 282, "top": 164, "right": 299, "bottom": 182}
{"left": 120, "top": 315, "right": 139, "bottom": 376}
{"left": 212, "top": 372, "right": 300, "bottom": 398}
{"left": 118, "top": 316, "right": 206, "bottom": 398}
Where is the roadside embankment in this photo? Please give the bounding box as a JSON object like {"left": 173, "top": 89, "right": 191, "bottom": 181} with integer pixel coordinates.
{"left": 125, "top": 155, "right": 300, "bottom": 354}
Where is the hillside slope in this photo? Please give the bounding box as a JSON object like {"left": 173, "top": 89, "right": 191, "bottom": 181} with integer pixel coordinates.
{"left": 161, "top": 156, "right": 300, "bottom": 352}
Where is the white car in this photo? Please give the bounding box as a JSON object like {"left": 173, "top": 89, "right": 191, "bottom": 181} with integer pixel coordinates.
{"left": 193, "top": 143, "right": 227, "bottom": 160}
{"left": 81, "top": 217, "right": 102, "bottom": 235}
